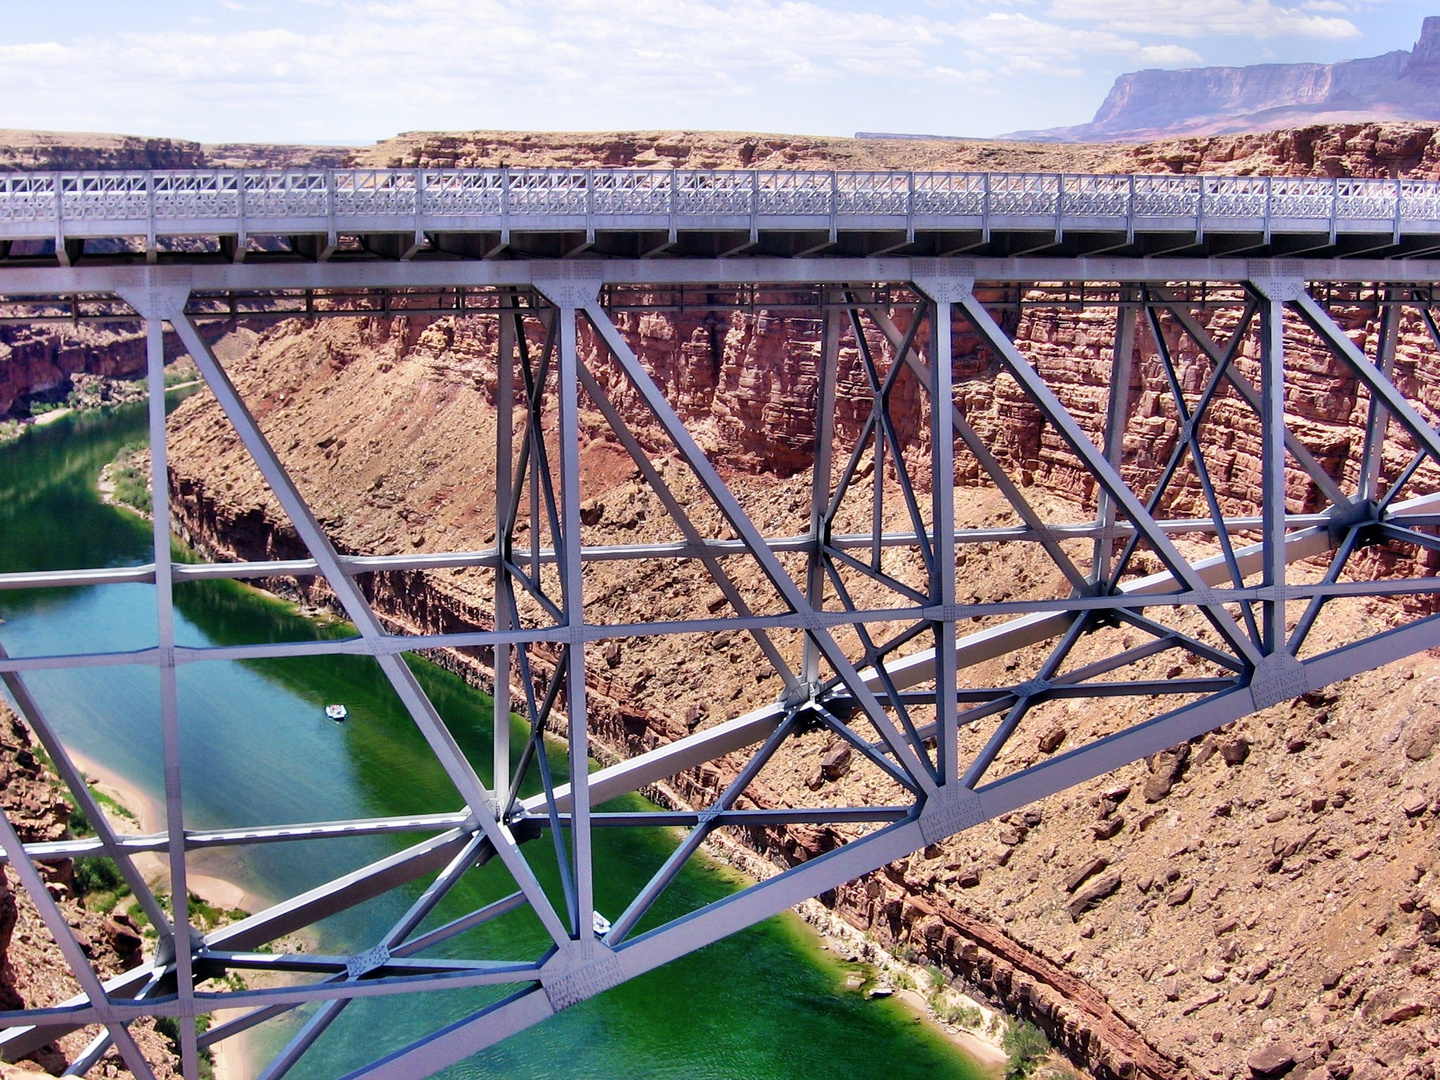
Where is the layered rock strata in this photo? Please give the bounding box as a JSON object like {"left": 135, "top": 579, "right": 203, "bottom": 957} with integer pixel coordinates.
{"left": 1012, "top": 18, "right": 1440, "bottom": 142}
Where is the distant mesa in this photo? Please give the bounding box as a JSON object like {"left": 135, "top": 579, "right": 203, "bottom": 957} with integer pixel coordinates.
{"left": 997, "top": 16, "right": 1440, "bottom": 142}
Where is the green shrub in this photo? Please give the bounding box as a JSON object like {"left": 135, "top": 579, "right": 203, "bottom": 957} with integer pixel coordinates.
{"left": 111, "top": 470, "right": 151, "bottom": 514}
{"left": 1003, "top": 1019, "right": 1052, "bottom": 1079}
{"left": 926, "top": 965, "right": 946, "bottom": 990}
{"left": 72, "top": 856, "right": 123, "bottom": 897}
{"left": 68, "top": 805, "right": 93, "bottom": 838}
{"left": 929, "top": 995, "right": 984, "bottom": 1029}
{"left": 155, "top": 1014, "right": 215, "bottom": 1079}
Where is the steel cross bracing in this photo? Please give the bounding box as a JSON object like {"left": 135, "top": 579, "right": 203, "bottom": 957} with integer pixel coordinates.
{"left": 0, "top": 254, "right": 1439, "bottom": 1078}
{"left": 0, "top": 167, "right": 1439, "bottom": 263}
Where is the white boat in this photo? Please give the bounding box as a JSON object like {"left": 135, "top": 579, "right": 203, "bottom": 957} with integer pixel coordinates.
{"left": 325, "top": 704, "right": 348, "bottom": 722}
{"left": 592, "top": 910, "right": 612, "bottom": 936}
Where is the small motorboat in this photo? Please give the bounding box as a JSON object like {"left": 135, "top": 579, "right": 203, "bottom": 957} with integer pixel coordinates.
{"left": 324, "top": 704, "right": 349, "bottom": 722}
{"left": 592, "top": 910, "right": 612, "bottom": 936}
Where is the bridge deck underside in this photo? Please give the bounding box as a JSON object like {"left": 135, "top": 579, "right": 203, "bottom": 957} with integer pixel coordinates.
{"left": 0, "top": 257, "right": 1438, "bottom": 1079}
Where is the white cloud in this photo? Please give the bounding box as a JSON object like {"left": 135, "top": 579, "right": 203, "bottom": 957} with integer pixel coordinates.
{"left": 948, "top": 12, "right": 1204, "bottom": 72}
{"left": 1137, "top": 43, "right": 1205, "bottom": 63}
{"left": 1047, "top": 0, "right": 1360, "bottom": 38}
{"left": 0, "top": 0, "right": 1393, "bottom": 140}
{"left": 0, "top": 0, "right": 991, "bottom": 137}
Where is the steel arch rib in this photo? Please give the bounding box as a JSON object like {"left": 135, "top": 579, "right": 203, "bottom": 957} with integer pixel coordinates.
{"left": 4, "top": 263, "right": 1440, "bottom": 1080}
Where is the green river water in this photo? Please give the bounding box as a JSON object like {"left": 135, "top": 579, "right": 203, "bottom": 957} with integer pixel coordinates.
{"left": 0, "top": 396, "right": 985, "bottom": 1079}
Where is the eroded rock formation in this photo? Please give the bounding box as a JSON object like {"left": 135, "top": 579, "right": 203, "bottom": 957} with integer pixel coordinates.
{"left": 1012, "top": 17, "right": 1440, "bottom": 142}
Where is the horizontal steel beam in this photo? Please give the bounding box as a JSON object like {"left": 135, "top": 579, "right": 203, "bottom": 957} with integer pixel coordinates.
{"left": 0, "top": 259, "right": 1437, "bottom": 300}
{"left": 0, "top": 511, "right": 1348, "bottom": 593}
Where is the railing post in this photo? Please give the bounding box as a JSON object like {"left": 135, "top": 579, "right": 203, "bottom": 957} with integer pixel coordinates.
{"left": 1264, "top": 175, "right": 1273, "bottom": 246}
{"left": 982, "top": 172, "right": 991, "bottom": 244}
{"left": 1054, "top": 174, "right": 1064, "bottom": 243}
{"left": 668, "top": 168, "right": 678, "bottom": 245}
{"left": 324, "top": 167, "right": 338, "bottom": 256}
{"left": 145, "top": 171, "right": 157, "bottom": 264}
{"left": 1126, "top": 174, "right": 1136, "bottom": 245}
{"left": 1395, "top": 176, "right": 1404, "bottom": 245}
{"left": 906, "top": 171, "right": 915, "bottom": 244}
{"left": 1329, "top": 176, "right": 1339, "bottom": 246}
{"left": 584, "top": 170, "right": 595, "bottom": 246}
{"left": 749, "top": 170, "right": 759, "bottom": 244}
{"left": 500, "top": 165, "right": 511, "bottom": 248}
{"left": 51, "top": 172, "right": 65, "bottom": 266}
{"left": 828, "top": 171, "right": 838, "bottom": 244}
{"left": 1196, "top": 175, "right": 1206, "bottom": 243}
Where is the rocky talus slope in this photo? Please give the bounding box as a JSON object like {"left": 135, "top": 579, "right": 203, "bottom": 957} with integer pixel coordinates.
{"left": 0, "top": 704, "right": 176, "bottom": 1078}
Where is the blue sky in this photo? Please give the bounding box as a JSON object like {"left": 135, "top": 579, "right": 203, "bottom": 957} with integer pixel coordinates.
{"left": 0, "top": 1, "right": 1430, "bottom": 144}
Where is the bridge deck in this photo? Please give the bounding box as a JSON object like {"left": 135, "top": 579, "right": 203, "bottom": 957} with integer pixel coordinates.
{"left": 0, "top": 167, "right": 1436, "bottom": 264}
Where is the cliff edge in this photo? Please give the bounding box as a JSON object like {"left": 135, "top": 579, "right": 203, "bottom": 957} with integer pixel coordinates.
{"left": 1012, "top": 17, "right": 1440, "bottom": 142}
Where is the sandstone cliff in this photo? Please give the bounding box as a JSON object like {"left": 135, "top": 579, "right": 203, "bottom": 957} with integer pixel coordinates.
{"left": 1012, "top": 17, "right": 1440, "bottom": 142}
{"left": 0, "top": 130, "right": 346, "bottom": 173}
{"left": 6, "top": 119, "right": 1440, "bottom": 425}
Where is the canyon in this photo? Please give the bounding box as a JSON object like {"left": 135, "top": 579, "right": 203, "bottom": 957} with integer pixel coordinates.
{"left": 155, "top": 268, "right": 1440, "bottom": 1080}
{"left": 3, "top": 124, "right": 1440, "bottom": 1079}
{"left": 1012, "top": 16, "right": 1440, "bottom": 143}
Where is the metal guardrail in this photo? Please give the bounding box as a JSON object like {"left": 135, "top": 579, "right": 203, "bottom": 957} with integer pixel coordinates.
{"left": 0, "top": 168, "right": 1433, "bottom": 242}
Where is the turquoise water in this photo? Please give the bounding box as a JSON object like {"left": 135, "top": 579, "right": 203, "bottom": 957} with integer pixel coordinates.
{"left": 0, "top": 399, "right": 983, "bottom": 1079}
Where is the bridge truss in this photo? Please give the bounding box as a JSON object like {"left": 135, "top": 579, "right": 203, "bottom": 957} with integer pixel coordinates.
{"left": 0, "top": 229, "right": 1439, "bottom": 1078}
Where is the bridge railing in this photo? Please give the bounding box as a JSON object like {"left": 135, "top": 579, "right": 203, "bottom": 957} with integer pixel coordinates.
{"left": 0, "top": 167, "right": 1431, "bottom": 238}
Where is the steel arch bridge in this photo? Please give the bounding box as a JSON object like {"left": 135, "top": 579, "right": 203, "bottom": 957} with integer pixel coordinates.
{"left": 1, "top": 167, "right": 1440, "bottom": 1078}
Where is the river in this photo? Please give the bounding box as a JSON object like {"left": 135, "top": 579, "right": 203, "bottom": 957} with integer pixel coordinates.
{"left": 0, "top": 395, "right": 985, "bottom": 1079}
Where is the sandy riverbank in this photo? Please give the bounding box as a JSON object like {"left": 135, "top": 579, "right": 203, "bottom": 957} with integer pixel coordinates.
{"left": 678, "top": 795, "right": 1011, "bottom": 1075}
{"left": 64, "top": 749, "right": 259, "bottom": 1080}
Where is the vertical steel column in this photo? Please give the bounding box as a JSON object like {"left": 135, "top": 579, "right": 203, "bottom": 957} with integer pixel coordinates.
{"left": 1360, "top": 292, "right": 1402, "bottom": 503}
{"left": 144, "top": 301, "right": 200, "bottom": 1080}
{"left": 804, "top": 295, "right": 842, "bottom": 685}
{"left": 557, "top": 298, "right": 593, "bottom": 937}
{"left": 1259, "top": 291, "right": 1288, "bottom": 655}
{"left": 1094, "top": 292, "right": 1137, "bottom": 582}
{"left": 168, "top": 311, "right": 571, "bottom": 948}
{"left": 928, "top": 292, "right": 958, "bottom": 785}
{"left": 493, "top": 301, "right": 516, "bottom": 813}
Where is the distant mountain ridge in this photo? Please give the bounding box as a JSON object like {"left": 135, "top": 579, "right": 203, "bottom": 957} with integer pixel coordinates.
{"left": 1008, "top": 16, "right": 1440, "bottom": 142}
